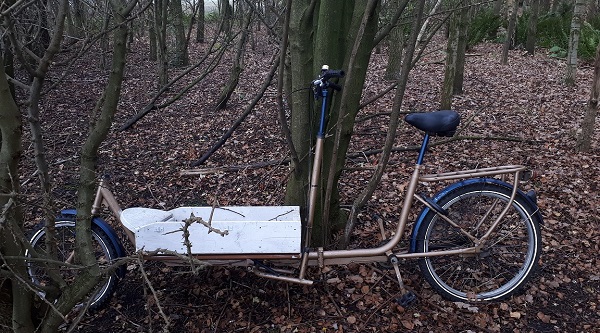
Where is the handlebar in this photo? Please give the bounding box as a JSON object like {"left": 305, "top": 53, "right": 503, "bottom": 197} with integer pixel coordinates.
{"left": 311, "top": 65, "right": 345, "bottom": 99}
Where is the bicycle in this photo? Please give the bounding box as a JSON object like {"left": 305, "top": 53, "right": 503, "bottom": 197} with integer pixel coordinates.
{"left": 27, "top": 66, "right": 543, "bottom": 310}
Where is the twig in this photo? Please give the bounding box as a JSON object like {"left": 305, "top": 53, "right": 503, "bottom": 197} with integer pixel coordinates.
{"left": 183, "top": 213, "right": 229, "bottom": 237}
{"left": 269, "top": 209, "right": 295, "bottom": 221}
{"left": 0, "top": 198, "right": 14, "bottom": 226}
{"left": 0, "top": 249, "right": 67, "bottom": 321}
{"left": 136, "top": 252, "right": 171, "bottom": 330}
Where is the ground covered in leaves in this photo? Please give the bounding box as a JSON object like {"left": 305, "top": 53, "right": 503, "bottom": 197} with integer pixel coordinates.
{"left": 21, "top": 30, "right": 599, "bottom": 332}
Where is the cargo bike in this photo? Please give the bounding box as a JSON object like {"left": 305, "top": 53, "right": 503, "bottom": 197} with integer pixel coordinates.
{"left": 27, "top": 67, "right": 543, "bottom": 310}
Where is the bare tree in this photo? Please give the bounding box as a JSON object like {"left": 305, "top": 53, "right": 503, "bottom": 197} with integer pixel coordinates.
{"left": 1, "top": 0, "right": 138, "bottom": 331}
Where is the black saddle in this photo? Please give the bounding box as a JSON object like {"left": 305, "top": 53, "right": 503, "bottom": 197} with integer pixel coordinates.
{"left": 404, "top": 110, "right": 460, "bottom": 137}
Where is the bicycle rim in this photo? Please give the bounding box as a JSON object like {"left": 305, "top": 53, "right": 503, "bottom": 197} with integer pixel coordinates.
{"left": 418, "top": 184, "right": 541, "bottom": 301}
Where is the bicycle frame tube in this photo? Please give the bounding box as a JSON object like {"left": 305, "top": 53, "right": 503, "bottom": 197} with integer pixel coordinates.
{"left": 299, "top": 88, "right": 330, "bottom": 278}
{"left": 91, "top": 179, "right": 134, "bottom": 243}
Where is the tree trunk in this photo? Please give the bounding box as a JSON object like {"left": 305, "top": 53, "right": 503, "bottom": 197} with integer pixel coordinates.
{"left": 576, "top": 42, "right": 600, "bottom": 151}
{"left": 441, "top": 2, "right": 460, "bottom": 109}
{"left": 384, "top": 0, "right": 404, "bottom": 81}
{"left": 565, "top": 0, "right": 587, "bottom": 86}
{"left": 0, "top": 46, "right": 32, "bottom": 333}
{"left": 525, "top": 0, "right": 539, "bottom": 55}
{"left": 39, "top": 1, "right": 135, "bottom": 331}
{"left": 70, "top": 0, "right": 85, "bottom": 39}
{"left": 287, "top": 0, "right": 379, "bottom": 246}
{"left": 100, "top": 7, "right": 111, "bottom": 69}
{"left": 285, "top": 0, "right": 316, "bottom": 222}
{"left": 155, "top": 0, "right": 169, "bottom": 87}
{"left": 214, "top": 11, "right": 252, "bottom": 110}
{"left": 171, "top": 0, "right": 189, "bottom": 67}
{"left": 149, "top": 19, "right": 157, "bottom": 60}
{"left": 219, "top": 0, "right": 233, "bottom": 35}
{"left": 24, "top": 0, "right": 70, "bottom": 309}
{"left": 453, "top": 0, "right": 470, "bottom": 95}
{"left": 501, "top": 0, "right": 517, "bottom": 65}
{"left": 196, "top": 0, "right": 205, "bottom": 43}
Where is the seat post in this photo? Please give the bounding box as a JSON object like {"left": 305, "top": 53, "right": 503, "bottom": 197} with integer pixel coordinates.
{"left": 416, "top": 133, "right": 430, "bottom": 165}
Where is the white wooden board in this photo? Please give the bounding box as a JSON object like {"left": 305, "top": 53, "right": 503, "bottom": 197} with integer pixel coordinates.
{"left": 121, "top": 206, "right": 301, "bottom": 254}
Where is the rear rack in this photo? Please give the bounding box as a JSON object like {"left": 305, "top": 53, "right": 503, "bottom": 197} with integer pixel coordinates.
{"left": 419, "top": 165, "right": 527, "bottom": 182}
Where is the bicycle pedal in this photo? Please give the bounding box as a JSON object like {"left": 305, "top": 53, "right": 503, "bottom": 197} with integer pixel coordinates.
{"left": 396, "top": 291, "right": 417, "bottom": 307}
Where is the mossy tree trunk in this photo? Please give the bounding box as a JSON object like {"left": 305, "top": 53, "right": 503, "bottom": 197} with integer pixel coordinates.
{"left": 286, "top": 0, "right": 380, "bottom": 246}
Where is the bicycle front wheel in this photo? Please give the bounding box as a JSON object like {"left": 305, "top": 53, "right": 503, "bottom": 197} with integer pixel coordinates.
{"left": 415, "top": 182, "right": 542, "bottom": 302}
{"left": 27, "top": 218, "right": 120, "bottom": 310}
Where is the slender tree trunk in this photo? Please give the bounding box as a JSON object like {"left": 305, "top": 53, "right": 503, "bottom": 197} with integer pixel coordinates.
{"left": 441, "top": 2, "right": 460, "bottom": 109}
{"left": 196, "top": 0, "right": 205, "bottom": 43}
{"left": 384, "top": 0, "right": 404, "bottom": 81}
{"left": 100, "top": 7, "right": 111, "bottom": 69}
{"left": 565, "top": 0, "right": 587, "bottom": 86}
{"left": 219, "top": 0, "right": 233, "bottom": 35}
{"left": 417, "top": 0, "right": 443, "bottom": 43}
{"left": 501, "top": 0, "right": 517, "bottom": 65}
{"left": 576, "top": 42, "right": 600, "bottom": 151}
{"left": 453, "top": 0, "right": 470, "bottom": 95}
{"left": 171, "top": 0, "right": 189, "bottom": 67}
{"left": 285, "top": 0, "right": 316, "bottom": 217}
{"left": 149, "top": 18, "right": 157, "bottom": 60}
{"left": 0, "top": 47, "right": 32, "bottom": 333}
{"left": 40, "top": 1, "right": 136, "bottom": 331}
{"left": 526, "top": 0, "right": 539, "bottom": 55}
{"left": 320, "top": 0, "right": 379, "bottom": 246}
{"left": 25, "top": 0, "right": 70, "bottom": 304}
{"left": 70, "top": 0, "right": 85, "bottom": 38}
{"left": 214, "top": 12, "right": 252, "bottom": 110}
{"left": 155, "top": 0, "right": 169, "bottom": 87}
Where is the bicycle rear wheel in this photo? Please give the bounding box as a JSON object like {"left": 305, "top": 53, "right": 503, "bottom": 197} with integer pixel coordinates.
{"left": 415, "top": 182, "right": 542, "bottom": 302}
{"left": 27, "top": 218, "right": 120, "bottom": 310}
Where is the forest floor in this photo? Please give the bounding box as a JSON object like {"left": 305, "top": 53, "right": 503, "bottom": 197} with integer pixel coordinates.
{"left": 22, "top": 31, "right": 600, "bottom": 333}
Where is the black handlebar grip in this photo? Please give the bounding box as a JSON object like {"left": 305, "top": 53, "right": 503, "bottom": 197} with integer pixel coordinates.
{"left": 322, "top": 69, "right": 345, "bottom": 81}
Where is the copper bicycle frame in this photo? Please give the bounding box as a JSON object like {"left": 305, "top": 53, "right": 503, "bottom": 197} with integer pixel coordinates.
{"left": 90, "top": 147, "right": 527, "bottom": 285}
